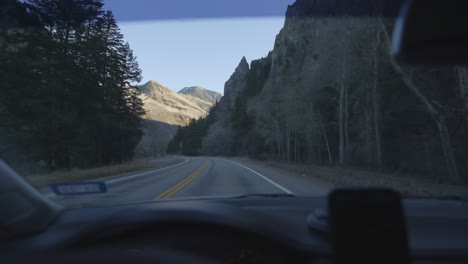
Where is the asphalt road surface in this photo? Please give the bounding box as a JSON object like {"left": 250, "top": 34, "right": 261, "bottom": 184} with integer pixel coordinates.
{"left": 49, "top": 156, "right": 333, "bottom": 207}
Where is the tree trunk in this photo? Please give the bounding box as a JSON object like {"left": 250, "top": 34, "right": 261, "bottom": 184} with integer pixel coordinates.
{"left": 423, "top": 140, "right": 431, "bottom": 173}
{"left": 272, "top": 99, "right": 282, "bottom": 160}
{"left": 397, "top": 67, "right": 460, "bottom": 183}
{"left": 344, "top": 82, "right": 350, "bottom": 152}
{"left": 372, "top": 40, "right": 383, "bottom": 167}
{"left": 381, "top": 23, "right": 461, "bottom": 183}
{"left": 317, "top": 144, "right": 322, "bottom": 162}
{"left": 286, "top": 127, "right": 290, "bottom": 163}
{"left": 320, "top": 119, "right": 333, "bottom": 165}
{"left": 456, "top": 67, "right": 468, "bottom": 125}
{"left": 308, "top": 135, "right": 313, "bottom": 163}
{"left": 457, "top": 67, "right": 468, "bottom": 99}
{"left": 435, "top": 117, "right": 460, "bottom": 183}
{"left": 392, "top": 63, "right": 460, "bottom": 183}
{"left": 294, "top": 132, "right": 298, "bottom": 163}
{"left": 339, "top": 83, "right": 346, "bottom": 165}
{"left": 274, "top": 119, "right": 281, "bottom": 159}
{"left": 64, "top": 27, "right": 70, "bottom": 54}
{"left": 364, "top": 108, "right": 373, "bottom": 165}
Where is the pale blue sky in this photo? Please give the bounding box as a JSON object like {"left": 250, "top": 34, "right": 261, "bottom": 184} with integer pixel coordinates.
{"left": 118, "top": 18, "right": 286, "bottom": 94}
{"left": 101, "top": 0, "right": 296, "bottom": 94}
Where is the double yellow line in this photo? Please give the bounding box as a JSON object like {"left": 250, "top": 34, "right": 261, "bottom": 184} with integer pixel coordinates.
{"left": 154, "top": 161, "right": 208, "bottom": 200}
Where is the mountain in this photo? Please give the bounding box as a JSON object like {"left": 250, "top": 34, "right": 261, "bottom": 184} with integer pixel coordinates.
{"left": 196, "top": 57, "right": 253, "bottom": 155}
{"left": 168, "top": 0, "right": 467, "bottom": 183}
{"left": 138, "top": 80, "right": 211, "bottom": 122}
{"left": 178, "top": 86, "right": 222, "bottom": 105}
{"left": 134, "top": 81, "right": 220, "bottom": 157}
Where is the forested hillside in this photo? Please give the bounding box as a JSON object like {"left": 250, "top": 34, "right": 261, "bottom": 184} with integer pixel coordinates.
{"left": 135, "top": 81, "right": 221, "bottom": 158}
{"left": 168, "top": 0, "right": 468, "bottom": 183}
{"left": 0, "top": 0, "right": 144, "bottom": 171}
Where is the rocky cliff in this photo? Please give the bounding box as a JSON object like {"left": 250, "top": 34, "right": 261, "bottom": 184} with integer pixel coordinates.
{"left": 219, "top": 57, "right": 250, "bottom": 111}
{"left": 187, "top": 0, "right": 467, "bottom": 181}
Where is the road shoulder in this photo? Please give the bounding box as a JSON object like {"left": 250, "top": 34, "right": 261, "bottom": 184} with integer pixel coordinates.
{"left": 223, "top": 157, "right": 334, "bottom": 196}
{"left": 228, "top": 157, "right": 468, "bottom": 198}
{"left": 36, "top": 156, "right": 187, "bottom": 195}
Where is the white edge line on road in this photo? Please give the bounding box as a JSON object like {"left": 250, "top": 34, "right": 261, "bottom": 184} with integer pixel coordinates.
{"left": 44, "top": 157, "right": 190, "bottom": 197}
{"left": 221, "top": 159, "right": 294, "bottom": 195}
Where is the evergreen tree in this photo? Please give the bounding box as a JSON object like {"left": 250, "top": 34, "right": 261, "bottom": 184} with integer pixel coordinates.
{"left": 0, "top": 0, "right": 145, "bottom": 170}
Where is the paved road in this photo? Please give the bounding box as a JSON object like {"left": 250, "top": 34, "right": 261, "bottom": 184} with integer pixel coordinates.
{"left": 51, "top": 156, "right": 333, "bottom": 207}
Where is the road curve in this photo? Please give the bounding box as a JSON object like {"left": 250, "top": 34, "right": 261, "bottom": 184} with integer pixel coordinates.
{"left": 51, "top": 156, "right": 332, "bottom": 207}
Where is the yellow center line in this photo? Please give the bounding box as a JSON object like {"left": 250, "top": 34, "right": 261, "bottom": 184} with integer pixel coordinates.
{"left": 154, "top": 161, "right": 208, "bottom": 200}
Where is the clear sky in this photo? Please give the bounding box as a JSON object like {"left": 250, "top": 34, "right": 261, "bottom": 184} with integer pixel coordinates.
{"left": 102, "top": 0, "right": 294, "bottom": 94}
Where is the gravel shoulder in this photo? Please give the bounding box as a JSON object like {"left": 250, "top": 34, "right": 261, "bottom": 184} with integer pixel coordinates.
{"left": 226, "top": 157, "right": 334, "bottom": 196}
{"left": 232, "top": 158, "right": 468, "bottom": 198}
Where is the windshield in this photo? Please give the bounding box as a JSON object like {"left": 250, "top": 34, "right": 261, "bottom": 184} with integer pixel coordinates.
{"left": 1, "top": 0, "right": 467, "bottom": 207}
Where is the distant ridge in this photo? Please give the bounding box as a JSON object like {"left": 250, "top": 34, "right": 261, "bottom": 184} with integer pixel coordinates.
{"left": 134, "top": 81, "right": 222, "bottom": 157}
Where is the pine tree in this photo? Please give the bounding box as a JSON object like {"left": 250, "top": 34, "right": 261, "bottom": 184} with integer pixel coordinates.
{"left": 1, "top": 0, "right": 144, "bottom": 169}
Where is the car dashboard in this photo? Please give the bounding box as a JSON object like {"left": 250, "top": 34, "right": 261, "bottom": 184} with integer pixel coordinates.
{"left": 3, "top": 196, "right": 468, "bottom": 264}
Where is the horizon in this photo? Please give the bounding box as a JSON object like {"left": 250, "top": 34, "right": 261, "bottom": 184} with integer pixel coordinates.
{"left": 140, "top": 80, "right": 223, "bottom": 95}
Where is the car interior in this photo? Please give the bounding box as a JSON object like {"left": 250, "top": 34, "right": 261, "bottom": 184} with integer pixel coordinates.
{"left": 1, "top": 0, "right": 468, "bottom": 263}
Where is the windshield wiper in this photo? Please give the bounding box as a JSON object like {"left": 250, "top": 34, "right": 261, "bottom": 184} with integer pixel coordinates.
{"left": 233, "top": 193, "right": 296, "bottom": 198}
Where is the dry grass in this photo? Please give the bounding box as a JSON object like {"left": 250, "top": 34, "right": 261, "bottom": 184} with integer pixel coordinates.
{"left": 25, "top": 159, "right": 156, "bottom": 189}
{"left": 258, "top": 160, "right": 468, "bottom": 198}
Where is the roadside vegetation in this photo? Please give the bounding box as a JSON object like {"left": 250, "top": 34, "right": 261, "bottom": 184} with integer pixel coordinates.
{"left": 243, "top": 158, "right": 468, "bottom": 198}
{"left": 1, "top": 0, "right": 144, "bottom": 172}
{"left": 25, "top": 159, "right": 156, "bottom": 189}
{"left": 168, "top": 4, "right": 468, "bottom": 185}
